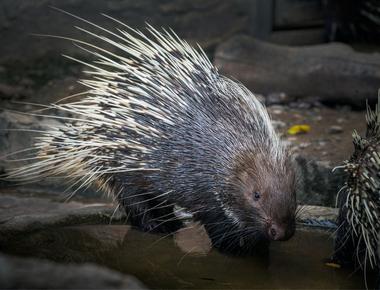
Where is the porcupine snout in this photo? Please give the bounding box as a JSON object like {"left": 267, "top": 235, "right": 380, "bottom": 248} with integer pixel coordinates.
{"left": 267, "top": 220, "right": 295, "bottom": 241}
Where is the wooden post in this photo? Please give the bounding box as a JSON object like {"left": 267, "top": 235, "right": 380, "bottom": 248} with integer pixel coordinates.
{"left": 247, "top": 0, "right": 273, "bottom": 40}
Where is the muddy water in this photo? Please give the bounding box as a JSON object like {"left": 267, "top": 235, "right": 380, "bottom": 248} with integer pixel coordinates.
{"left": 2, "top": 225, "right": 374, "bottom": 289}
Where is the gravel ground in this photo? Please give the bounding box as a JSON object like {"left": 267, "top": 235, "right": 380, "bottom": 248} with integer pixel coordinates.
{"left": 268, "top": 103, "right": 366, "bottom": 165}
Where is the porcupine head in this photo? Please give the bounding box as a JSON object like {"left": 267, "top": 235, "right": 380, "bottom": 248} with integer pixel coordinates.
{"left": 4, "top": 9, "right": 297, "bottom": 254}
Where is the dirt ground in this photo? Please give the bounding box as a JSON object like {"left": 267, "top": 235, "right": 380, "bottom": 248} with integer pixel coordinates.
{"left": 268, "top": 104, "right": 367, "bottom": 165}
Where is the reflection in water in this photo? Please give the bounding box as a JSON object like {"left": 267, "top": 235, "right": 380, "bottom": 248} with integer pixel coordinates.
{"left": 2, "top": 225, "right": 375, "bottom": 289}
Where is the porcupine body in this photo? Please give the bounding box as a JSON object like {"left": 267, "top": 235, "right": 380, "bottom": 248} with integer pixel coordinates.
{"left": 333, "top": 98, "right": 380, "bottom": 271}
{"left": 6, "top": 11, "right": 297, "bottom": 254}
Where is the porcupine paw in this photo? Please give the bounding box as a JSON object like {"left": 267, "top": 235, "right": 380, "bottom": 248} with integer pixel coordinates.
{"left": 125, "top": 205, "right": 184, "bottom": 234}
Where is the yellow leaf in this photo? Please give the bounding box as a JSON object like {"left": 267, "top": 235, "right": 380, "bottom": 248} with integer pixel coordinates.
{"left": 325, "top": 262, "right": 341, "bottom": 269}
{"left": 287, "top": 124, "right": 311, "bottom": 135}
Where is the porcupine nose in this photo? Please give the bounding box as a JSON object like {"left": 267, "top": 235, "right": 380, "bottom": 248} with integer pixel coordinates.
{"left": 268, "top": 222, "right": 294, "bottom": 241}
{"left": 268, "top": 224, "right": 284, "bottom": 241}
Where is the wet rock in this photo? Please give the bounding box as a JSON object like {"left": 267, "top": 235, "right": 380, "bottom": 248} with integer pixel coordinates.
{"left": 0, "top": 194, "right": 124, "bottom": 246}
{"left": 294, "top": 155, "right": 345, "bottom": 207}
{"left": 0, "top": 253, "right": 145, "bottom": 289}
{"left": 214, "top": 36, "right": 380, "bottom": 108}
{"left": 174, "top": 222, "right": 212, "bottom": 255}
{"left": 328, "top": 125, "right": 343, "bottom": 134}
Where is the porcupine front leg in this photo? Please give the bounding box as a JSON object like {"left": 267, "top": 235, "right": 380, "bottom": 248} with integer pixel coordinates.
{"left": 119, "top": 190, "right": 183, "bottom": 233}
{"left": 111, "top": 175, "right": 183, "bottom": 233}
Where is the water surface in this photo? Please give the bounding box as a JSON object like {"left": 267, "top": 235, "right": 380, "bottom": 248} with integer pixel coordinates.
{"left": 3, "top": 225, "right": 374, "bottom": 289}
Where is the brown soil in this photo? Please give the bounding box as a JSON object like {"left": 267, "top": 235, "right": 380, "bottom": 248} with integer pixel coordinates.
{"left": 268, "top": 105, "right": 367, "bottom": 165}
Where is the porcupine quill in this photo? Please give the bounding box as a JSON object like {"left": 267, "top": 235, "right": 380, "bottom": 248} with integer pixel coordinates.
{"left": 333, "top": 95, "right": 380, "bottom": 275}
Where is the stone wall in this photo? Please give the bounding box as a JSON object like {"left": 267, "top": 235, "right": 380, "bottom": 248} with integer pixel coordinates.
{"left": 0, "top": 0, "right": 249, "bottom": 64}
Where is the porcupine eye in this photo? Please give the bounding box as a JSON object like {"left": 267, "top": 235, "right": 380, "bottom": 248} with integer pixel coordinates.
{"left": 253, "top": 191, "right": 261, "bottom": 200}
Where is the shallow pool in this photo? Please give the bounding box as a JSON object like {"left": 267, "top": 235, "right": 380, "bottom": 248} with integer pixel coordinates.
{"left": 2, "top": 224, "right": 375, "bottom": 289}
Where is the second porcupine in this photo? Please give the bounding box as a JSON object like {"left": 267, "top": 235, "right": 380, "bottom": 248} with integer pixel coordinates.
{"left": 5, "top": 11, "right": 297, "bottom": 253}
{"left": 333, "top": 97, "right": 380, "bottom": 271}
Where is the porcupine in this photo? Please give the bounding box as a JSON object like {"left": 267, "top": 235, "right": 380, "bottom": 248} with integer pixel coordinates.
{"left": 333, "top": 97, "right": 380, "bottom": 273}
{"left": 5, "top": 9, "right": 297, "bottom": 254}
